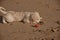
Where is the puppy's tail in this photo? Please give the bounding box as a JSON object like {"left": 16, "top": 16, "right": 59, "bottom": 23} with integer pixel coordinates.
{"left": 0, "top": 7, "right": 7, "bottom": 14}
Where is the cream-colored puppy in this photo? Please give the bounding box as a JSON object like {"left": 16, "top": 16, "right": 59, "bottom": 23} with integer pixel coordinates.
{"left": 0, "top": 7, "right": 42, "bottom": 24}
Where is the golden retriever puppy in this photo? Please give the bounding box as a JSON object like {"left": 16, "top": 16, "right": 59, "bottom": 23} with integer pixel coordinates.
{"left": 0, "top": 7, "right": 42, "bottom": 24}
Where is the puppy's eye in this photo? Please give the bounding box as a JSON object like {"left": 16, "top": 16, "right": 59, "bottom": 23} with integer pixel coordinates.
{"left": 36, "top": 19, "right": 40, "bottom": 20}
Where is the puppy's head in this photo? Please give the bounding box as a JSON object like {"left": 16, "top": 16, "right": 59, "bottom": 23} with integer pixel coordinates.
{"left": 31, "top": 12, "right": 42, "bottom": 24}
{"left": 32, "top": 17, "right": 44, "bottom": 28}
{"left": 32, "top": 16, "right": 42, "bottom": 24}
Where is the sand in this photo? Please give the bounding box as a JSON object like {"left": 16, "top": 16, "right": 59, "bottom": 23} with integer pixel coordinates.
{"left": 0, "top": 0, "right": 60, "bottom": 40}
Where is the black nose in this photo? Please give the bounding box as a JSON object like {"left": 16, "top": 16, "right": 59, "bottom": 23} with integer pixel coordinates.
{"left": 0, "top": 16, "right": 3, "bottom": 23}
{"left": 39, "top": 21, "right": 44, "bottom": 25}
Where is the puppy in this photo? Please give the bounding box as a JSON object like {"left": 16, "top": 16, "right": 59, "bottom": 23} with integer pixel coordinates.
{"left": 0, "top": 7, "right": 42, "bottom": 24}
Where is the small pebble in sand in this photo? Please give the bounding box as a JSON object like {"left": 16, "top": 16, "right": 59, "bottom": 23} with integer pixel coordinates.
{"left": 51, "top": 29, "right": 55, "bottom": 32}
{"left": 56, "top": 21, "right": 60, "bottom": 25}
{"left": 51, "top": 38, "right": 54, "bottom": 40}
{"left": 38, "top": 30, "right": 42, "bottom": 32}
{"left": 56, "top": 9, "right": 60, "bottom": 11}
{"left": 41, "top": 38, "right": 47, "bottom": 40}
{"left": 53, "top": 26, "right": 60, "bottom": 32}
{"left": 49, "top": 27, "right": 59, "bottom": 32}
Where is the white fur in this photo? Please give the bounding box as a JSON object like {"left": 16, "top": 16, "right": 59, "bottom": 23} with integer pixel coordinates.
{"left": 0, "top": 7, "right": 42, "bottom": 24}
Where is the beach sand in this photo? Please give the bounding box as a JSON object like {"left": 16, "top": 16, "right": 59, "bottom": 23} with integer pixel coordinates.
{"left": 0, "top": 0, "right": 60, "bottom": 40}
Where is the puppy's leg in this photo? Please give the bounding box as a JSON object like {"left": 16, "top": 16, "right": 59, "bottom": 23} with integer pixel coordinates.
{"left": 23, "top": 17, "right": 30, "bottom": 23}
{"left": 23, "top": 13, "right": 30, "bottom": 23}
{"left": 3, "top": 17, "right": 7, "bottom": 24}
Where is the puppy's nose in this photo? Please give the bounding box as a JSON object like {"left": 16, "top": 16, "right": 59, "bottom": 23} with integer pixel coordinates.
{"left": 39, "top": 21, "right": 44, "bottom": 25}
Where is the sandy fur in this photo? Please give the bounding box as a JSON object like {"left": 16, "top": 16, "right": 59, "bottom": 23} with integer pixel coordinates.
{"left": 0, "top": 7, "right": 42, "bottom": 24}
